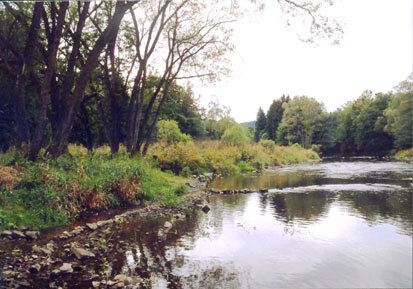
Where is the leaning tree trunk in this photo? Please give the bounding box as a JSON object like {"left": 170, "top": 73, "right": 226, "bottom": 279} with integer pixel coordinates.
{"left": 48, "top": 1, "right": 134, "bottom": 158}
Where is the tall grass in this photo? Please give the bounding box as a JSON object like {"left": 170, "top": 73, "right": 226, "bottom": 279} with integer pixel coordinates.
{"left": 0, "top": 149, "right": 187, "bottom": 230}
{"left": 149, "top": 140, "right": 319, "bottom": 176}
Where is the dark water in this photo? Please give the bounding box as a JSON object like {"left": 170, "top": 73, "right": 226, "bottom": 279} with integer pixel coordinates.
{"left": 95, "top": 160, "right": 413, "bottom": 288}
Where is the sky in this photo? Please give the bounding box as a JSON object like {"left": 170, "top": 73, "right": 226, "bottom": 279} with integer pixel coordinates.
{"left": 189, "top": 0, "right": 412, "bottom": 123}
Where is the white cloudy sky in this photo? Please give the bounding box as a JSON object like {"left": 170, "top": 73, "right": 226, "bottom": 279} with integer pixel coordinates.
{"left": 189, "top": 0, "right": 412, "bottom": 123}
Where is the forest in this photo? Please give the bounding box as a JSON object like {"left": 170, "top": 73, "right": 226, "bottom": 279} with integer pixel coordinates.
{"left": 253, "top": 78, "right": 412, "bottom": 156}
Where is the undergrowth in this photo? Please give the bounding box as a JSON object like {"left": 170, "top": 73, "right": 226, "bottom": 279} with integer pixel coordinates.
{"left": 149, "top": 140, "right": 319, "bottom": 176}
{"left": 0, "top": 148, "right": 188, "bottom": 231}
{"left": 394, "top": 148, "right": 413, "bottom": 162}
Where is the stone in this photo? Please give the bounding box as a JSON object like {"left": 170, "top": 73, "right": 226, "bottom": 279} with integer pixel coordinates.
{"left": 25, "top": 230, "right": 40, "bottom": 240}
{"left": 1, "top": 230, "right": 12, "bottom": 237}
{"left": 92, "top": 281, "right": 100, "bottom": 288}
{"left": 202, "top": 205, "right": 210, "bottom": 213}
{"left": 106, "top": 280, "right": 117, "bottom": 286}
{"left": 59, "top": 263, "right": 73, "bottom": 273}
{"left": 164, "top": 221, "right": 172, "bottom": 229}
{"left": 1, "top": 270, "right": 14, "bottom": 278}
{"left": 12, "top": 230, "right": 26, "bottom": 239}
{"left": 19, "top": 281, "right": 31, "bottom": 287}
{"left": 71, "top": 246, "right": 95, "bottom": 259}
{"left": 29, "top": 264, "right": 41, "bottom": 274}
{"left": 40, "top": 248, "right": 52, "bottom": 255}
{"left": 204, "top": 172, "right": 213, "bottom": 179}
{"left": 86, "top": 223, "right": 98, "bottom": 230}
{"left": 114, "top": 274, "right": 129, "bottom": 282}
{"left": 259, "top": 188, "right": 268, "bottom": 193}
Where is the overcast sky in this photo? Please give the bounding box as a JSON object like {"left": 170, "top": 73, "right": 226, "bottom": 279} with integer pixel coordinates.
{"left": 190, "top": 0, "right": 412, "bottom": 123}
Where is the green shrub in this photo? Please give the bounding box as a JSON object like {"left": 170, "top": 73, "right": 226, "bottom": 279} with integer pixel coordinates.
{"left": 158, "top": 120, "right": 191, "bottom": 144}
{"left": 221, "top": 125, "right": 251, "bottom": 146}
{"left": 259, "top": 139, "right": 276, "bottom": 150}
{"left": 181, "top": 166, "right": 192, "bottom": 177}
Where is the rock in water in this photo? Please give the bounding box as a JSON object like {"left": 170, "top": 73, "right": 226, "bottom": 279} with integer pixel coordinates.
{"left": 202, "top": 205, "right": 210, "bottom": 213}
{"left": 71, "top": 246, "right": 95, "bottom": 259}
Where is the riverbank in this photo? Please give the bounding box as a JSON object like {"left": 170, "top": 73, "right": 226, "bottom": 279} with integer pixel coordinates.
{"left": 394, "top": 148, "right": 413, "bottom": 162}
{"left": 0, "top": 142, "right": 318, "bottom": 232}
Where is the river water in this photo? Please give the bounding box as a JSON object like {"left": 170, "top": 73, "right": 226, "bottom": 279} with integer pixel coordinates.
{"left": 107, "top": 160, "right": 413, "bottom": 288}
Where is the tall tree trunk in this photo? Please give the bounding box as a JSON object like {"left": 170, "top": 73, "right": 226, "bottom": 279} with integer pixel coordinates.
{"left": 30, "top": 2, "right": 68, "bottom": 160}
{"left": 49, "top": 1, "right": 133, "bottom": 158}
{"left": 141, "top": 83, "right": 171, "bottom": 154}
{"left": 14, "top": 2, "right": 43, "bottom": 148}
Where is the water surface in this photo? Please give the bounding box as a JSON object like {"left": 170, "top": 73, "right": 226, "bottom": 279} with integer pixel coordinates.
{"left": 114, "top": 160, "right": 412, "bottom": 288}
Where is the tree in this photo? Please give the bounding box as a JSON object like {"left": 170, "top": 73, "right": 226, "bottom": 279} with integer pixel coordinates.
{"left": 124, "top": 0, "right": 236, "bottom": 155}
{"left": 266, "top": 95, "right": 289, "bottom": 141}
{"left": 204, "top": 100, "right": 236, "bottom": 139}
{"left": 157, "top": 120, "right": 191, "bottom": 144}
{"left": 280, "top": 95, "right": 324, "bottom": 148}
{"left": 384, "top": 78, "right": 413, "bottom": 149}
{"left": 312, "top": 111, "right": 340, "bottom": 155}
{"left": 222, "top": 125, "right": 251, "bottom": 146}
{"left": 254, "top": 107, "right": 266, "bottom": 142}
{"left": 354, "top": 93, "right": 393, "bottom": 155}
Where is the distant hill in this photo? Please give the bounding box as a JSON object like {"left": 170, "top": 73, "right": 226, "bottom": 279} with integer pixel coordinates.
{"left": 240, "top": 121, "right": 256, "bottom": 129}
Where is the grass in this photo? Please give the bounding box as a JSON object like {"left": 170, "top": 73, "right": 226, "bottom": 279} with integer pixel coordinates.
{"left": 0, "top": 147, "right": 188, "bottom": 231}
{"left": 394, "top": 148, "right": 413, "bottom": 162}
{"left": 0, "top": 141, "right": 318, "bottom": 231}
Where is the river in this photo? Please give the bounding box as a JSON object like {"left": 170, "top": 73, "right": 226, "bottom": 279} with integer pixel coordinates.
{"left": 2, "top": 160, "right": 412, "bottom": 288}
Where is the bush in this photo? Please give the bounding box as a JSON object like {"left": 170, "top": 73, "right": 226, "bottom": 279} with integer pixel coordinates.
{"left": 259, "top": 139, "right": 276, "bottom": 150}
{"left": 158, "top": 120, "right": 191, "bottom": 144}
{"left": 311, "top": 144, "right": 322, "bottom": 153}
{"left": 222, "top": 125, "right": 251, "bottom": 146}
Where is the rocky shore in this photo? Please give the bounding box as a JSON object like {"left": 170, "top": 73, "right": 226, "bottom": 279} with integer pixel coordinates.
{"left": 0, "top": 173, "right": 270, "bottom": 289}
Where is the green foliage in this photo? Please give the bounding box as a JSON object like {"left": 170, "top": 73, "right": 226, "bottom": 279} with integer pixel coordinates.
{"left": 222, "top": 125, "right": 251, "bottom": 146}
{"left": 384, "top": 81, "right": 413, "bottom": 149}
{"left": 150, "top": 140, "right": 319, "bottom": 177}
{"left": 281, "top": 96, "right": 324, "bottom": 148}
{"left": 254, "top": 107, "right": 266, "bottom": 142}
{"left": 338, "top": 90, "right": 394, "bottom": 155}
{"left": 312, "top": 112, "right": 340, "bottom": 155}
{"left": 0, "top": 149, "right": 189, "bottom": 230}
{"left": 266, "top": 95, "right": 289, "bottom": 141}
{"left": 157, "top": 120, "right": 191, "bottom": 144}
{"left": 259, "top": 139, "right": 276, "bottom": 149}
{"left": 394, "top": 148, "right": 413, "bottom": 162}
